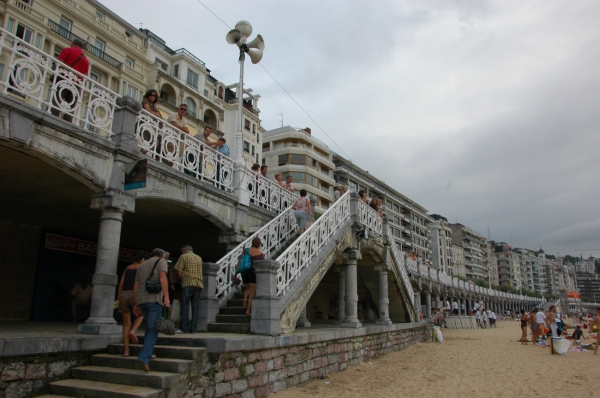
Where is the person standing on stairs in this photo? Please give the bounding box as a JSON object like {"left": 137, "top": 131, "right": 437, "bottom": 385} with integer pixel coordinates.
{"left": 133, "top": 248, "right": 170, "bottom": 372}
{"left": 292, "top": 189, "right": 312, "bottom": 234}
{"left": 117, "top": 250, "right": 148, "bottom": 357}
{"left": 174, "top": 245, "right": 203, "bottom": 334}
{"left": 239, "top": 238, "right": 264, "bottom": 316}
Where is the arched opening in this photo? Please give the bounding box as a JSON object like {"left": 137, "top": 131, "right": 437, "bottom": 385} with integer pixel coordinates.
{"left": 203, "top": 109, "right": 217, "bottom": 129}
{"left": 184, "top": 97, "right": 197, "bottom": 118}
{"left": 218, "top": 86, "right": 224, "bottom": 99}
{"left": 159, "top": 83, "right": 177, "bottom": 108}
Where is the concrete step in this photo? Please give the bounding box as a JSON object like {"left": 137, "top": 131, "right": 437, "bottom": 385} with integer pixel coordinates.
{"left": 72, "top": 366, "right": 179, "bottom": 390}
{"left": 93, "top": 353, "right": 194, "bottom": 373}
{"left": 108, "top": 344, "right": 206, "bottom": 360}
{"left": 233, "top": 291, "right": 245, "bottom": 299}
{"left": 227, "top": 299, "right": 245, "bottom": 307}
{"left": 216, "top": 314, "right": 251, "bottom": 324}
{"left": 207, "top": 322, "right": 251, "bottom": 334}
{"left": 50, "top": 379, "right": 162, "bottom": 398}
{"left": 219, "top": 306, "right": 247, "bottom": 315}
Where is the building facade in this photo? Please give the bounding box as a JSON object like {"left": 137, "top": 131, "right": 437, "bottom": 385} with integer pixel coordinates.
{"left": 261, "top": 126, "right": 336, "bottom": 213}
{"left": 429, "top": 214, "right": 453, "bottom": 274}
{"left": 451, "top": 224, "right": 490, "bottom": 282}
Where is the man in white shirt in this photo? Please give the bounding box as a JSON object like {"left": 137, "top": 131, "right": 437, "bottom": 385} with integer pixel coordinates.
{"left": 452, "top": 300, "right": 459, "bottom": 316}
{"left": 444, "top": 299, "right": 451, "bottom": 317}
{"left": 491, "top": 311, "right": 497, "bottom": 327}
{"left": 536, "top": 308, "right": 547, "bottom": 340}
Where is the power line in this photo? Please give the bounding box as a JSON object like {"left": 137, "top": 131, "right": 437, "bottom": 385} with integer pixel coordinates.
{"left": 194, "top": 0, "right": 353, "bottom": 161}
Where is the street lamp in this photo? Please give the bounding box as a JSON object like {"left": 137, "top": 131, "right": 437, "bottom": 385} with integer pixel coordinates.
{"left": 226, "top": 21, "right": 265, "bottom": 164}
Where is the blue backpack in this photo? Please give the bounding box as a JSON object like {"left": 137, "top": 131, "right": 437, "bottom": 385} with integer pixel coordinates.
{"left": 237, "top": 248, "right": 252, "bottom": 276}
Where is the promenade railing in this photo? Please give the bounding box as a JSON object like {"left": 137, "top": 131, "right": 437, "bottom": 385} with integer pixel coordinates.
{"left": 0, "top": 28, "right": 119, "bottom": 137}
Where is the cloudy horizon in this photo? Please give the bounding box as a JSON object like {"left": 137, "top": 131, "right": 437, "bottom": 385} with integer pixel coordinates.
{"left": 100, "top": 0, "right": 600, "bottom": 259}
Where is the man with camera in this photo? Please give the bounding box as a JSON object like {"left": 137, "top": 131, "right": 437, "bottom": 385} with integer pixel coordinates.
{"left": 133, "top": 248, "right": 170, "bottom": 372}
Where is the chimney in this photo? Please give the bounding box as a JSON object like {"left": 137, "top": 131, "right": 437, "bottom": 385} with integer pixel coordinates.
{"left": 304, "top": 127, "right": 311, "bottom": 135}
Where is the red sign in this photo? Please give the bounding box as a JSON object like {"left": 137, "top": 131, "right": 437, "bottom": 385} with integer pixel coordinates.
{"left": 45, "top": 233, "right": 137, "bottom": 262}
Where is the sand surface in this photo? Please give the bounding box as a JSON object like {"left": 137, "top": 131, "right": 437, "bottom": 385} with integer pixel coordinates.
{"left": 275, "top": 320, "right": 599, "bottom": 398}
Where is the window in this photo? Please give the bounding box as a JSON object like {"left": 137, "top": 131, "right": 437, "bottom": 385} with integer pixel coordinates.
{"left": 96, "top": 10, "right": 105, "bottom": 20}
{"left": 349, "top": 181, "right": 358, "bottom": 192}
{"left": 184, "top": 98, "right": 196, "bottom": 115}
{"left": 394, "top": 216, "right": 400, "bottom": 225}
{"left": 243, "top": 141, "right": 250, "bottom": 153}
{"left": 7, "top": 18, "right": 15, "bottom": 34}
{"left": 284, "top": 172, "right": 304, "bottom": 182}
{"left": 125, "top": 31, "right": 132, "bottom": 38}
{"left": 94, "top": 38, "right": 105, "bottom": 51}
{"left": 252, "top": 124, "right": 256, "bottom": 134}
{"left": 290, "top": 154, "right": 305, "bottom": 165}
{"left": 244, "top": 119, "right": 250, "bottom": 130}
{"left": 278, "top": 154, "right": 288, "bottom": 166}
{"left": 393, "top": 204, "right": 399, "bottom": 213}
{"left": 125, "top": 57, "right": 134, "bottom": 68}
{"left": 59, "top": 16, "right": 72, "bottom": 32}
{"left": 89, "top": 71, "right": 100, "bottom": 83}
{"left": 35, "top": 33, "right": 42, "bottom": 49}
{"left": 173, "top": 64, "right": 179, "bottom": 78}
{"left": 186, "top": 68, "right": 199, "bottom": 89}
{"left": 16, "top": 24, "right": 33, "bottom": 43}
{"left": 218, "top": 86, "right": 224, "bottom": 99}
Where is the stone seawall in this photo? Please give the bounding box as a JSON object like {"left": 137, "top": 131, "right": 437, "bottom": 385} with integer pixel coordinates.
{"left": 0, "top": 351, "right": 97, "bottom": 398}
{"left": 189, "top": 323, "right": 430, "bottom": 398}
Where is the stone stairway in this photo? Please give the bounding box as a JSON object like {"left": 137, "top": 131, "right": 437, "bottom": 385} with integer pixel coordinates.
{"left": 207, "top": 230, "right": 301, "bottom": 334}
{"left": 39, "top": 344, "right": 206, "bottom": 398}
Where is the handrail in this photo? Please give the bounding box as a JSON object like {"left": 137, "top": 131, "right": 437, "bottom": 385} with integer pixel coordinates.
{"left": 387, "top": 225, "right": 415, "bottom": 307}
{"left": 276, "top": 191, "right": 351, "bottom": 296}
{"left": 215, "top": 206, "right": 298, "bottom": 298}
{"left": 247, "top": 170, "right": 297, "bottom": 214}
{"left": 358, "top": 200, "right": 383, "bottom": 236}
{"left": 0, "top": 28, "right": 119, "bottom": 136}
{"left": 135, "top": 109, "right": 234, "bottom": 191}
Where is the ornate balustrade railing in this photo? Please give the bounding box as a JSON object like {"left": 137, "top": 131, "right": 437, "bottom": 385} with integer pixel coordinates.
{"left": 418, "top": 264, "right": 428, "bottom": 277}
{"left": 276, "top": 192, "right": 350, "bottom": 296}
{"left": 386, "top": 225, "right": 415, "bottom": 306}
{"left": 136, "top": 110, "right": 234, "bottom": 191}
{"left": 246, "top": 170, "right": 297, "bottom": 213}
{"left": 406, "top": 257, "right": 418, "bottom": 274}
{"left": 0, "top": 28, "right": 119, "bottom": 137}
{"left": 358, "top": 200, "right": 383, "bottom": 236}
{"left": 215, "top": 206, "right": 298, "bottom": 299}
{"left": 429, "top": 268, "right": 438, "bottom": 281}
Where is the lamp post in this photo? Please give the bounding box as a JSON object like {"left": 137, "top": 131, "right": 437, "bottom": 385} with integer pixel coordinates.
{"left": 226, "top": 21, "right": 265, "bottom": 205}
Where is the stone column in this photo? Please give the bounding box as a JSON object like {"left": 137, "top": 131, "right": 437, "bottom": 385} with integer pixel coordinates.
{"left": 342, "top": 250, "right": 362, "bottom": 328}
{"left": 425, "top": 291, "right": 432, "bottom": 320}
{"left": 335, "top": 265, "right": 346, "bottom": 325}
{"left": 198, "top": 262, "right": 220, "bottom": 331}
{"left": 79, "top": 192, "right": 134, "bottom": 335}
{"left": 250, "top": 259, "right": 281, "bottom": 335}
{"left": 296, "top": 305, "right": 311, "bottom": 328}
{"left": 414, "top": 290, "right": 422, "bottom": 321}
{"left": 375, "top": 264, "right": 392, "bottom": 325}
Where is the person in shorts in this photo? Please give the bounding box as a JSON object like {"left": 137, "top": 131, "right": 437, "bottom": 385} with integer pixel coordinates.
{"left": 117, "top": 250, "right": 148, "bottom": 357}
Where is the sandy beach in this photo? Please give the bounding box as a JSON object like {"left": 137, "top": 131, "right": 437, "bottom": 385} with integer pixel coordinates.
{"left": 275, "top": 320, "right": 599, "bottom": 398}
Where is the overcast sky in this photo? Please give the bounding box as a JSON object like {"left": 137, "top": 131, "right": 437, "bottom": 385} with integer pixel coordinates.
{"left": 101, "top": 0, "right": 600, "bottom": 258}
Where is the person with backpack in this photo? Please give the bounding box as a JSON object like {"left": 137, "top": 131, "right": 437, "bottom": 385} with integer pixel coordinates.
{"left": 237, "top": 238, "right": 264, "bottom": 316}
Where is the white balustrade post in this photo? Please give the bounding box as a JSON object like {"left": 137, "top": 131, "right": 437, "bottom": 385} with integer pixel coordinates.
{"left": 198, "top": 262, "right": 220, "bottom": 331}
{"left": 425, "top": 291, "right": 432, "bottom": 320}
{"left": 342, "top": 250, "right": 362, "bottom": 328}
{"left": 296, "top": 305, "right": 311, "bottom": 328}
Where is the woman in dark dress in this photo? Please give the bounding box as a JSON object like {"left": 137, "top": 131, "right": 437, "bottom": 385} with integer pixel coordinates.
{"left": 117, "top": 250, "right": 148, "bottom": 356}
{"left": 239, "top": 237, "right": 264, "bottom": 316}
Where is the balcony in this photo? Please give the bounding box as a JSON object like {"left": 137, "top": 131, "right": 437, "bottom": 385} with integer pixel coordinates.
{"left": 13, "top": 0, "right": 44, "bottom": 21}
{"left": 171, "top": 48, "right": 205, "bottom": 67}
{"left": 47, "top": 20, "right": 122, "bottom": 70}
{"left": 243, "top": 101, "right": 259, "bottom": 116}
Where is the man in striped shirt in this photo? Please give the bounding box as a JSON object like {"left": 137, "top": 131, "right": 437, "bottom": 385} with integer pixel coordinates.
{"left": 174, "top": 245, "right": 203, "bottom": 333}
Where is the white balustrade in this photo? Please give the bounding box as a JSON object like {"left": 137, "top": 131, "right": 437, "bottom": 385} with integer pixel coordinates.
{"left": 418, "top": 264, "right": 428, "bottom": 277}
{"left": 0, "top": 29, "right": 119, "bottom": 137}
{"left": 246, "top": 170, "right": 296, "bottom": 213}
{"left": 386, "top": 225, "right": 415, "bottom": 307}
{"left": 215, "top": 206, "right": 298, "bottom": 298}
{"left": 429, "top": 268, "right": 437, "bottom": 281}
{"left": 406, "top": 257, "right": 418, "bottom": 273}
{"left": 136, "top": 110, "right": 234, "bottom": 191}
{"left": 276, "top": 192, "right": 350, "bottom": 296}
{"left": 358, "top": 200, "right": 383, "bottom": 236}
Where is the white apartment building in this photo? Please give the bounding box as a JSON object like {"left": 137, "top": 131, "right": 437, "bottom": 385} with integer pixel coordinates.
{"left": 429, "top": 214, "right": 453, "bottom": 274}
{"left": 333, "top": 155, "right": 432, "bottom": 259}
{"left": 452, "top": 244, "right": 466, "bottom": 278}
{"left": 1, "top": 0, "right": 149, "bottom": 101}
{"left": 142, "top": 29, "right": 264, "bottom": 164}
{"left": 451, "top": 224, "right": 489, "bottom": 282}
{"left": 487, "top": 242, "right": 499, "bottom": 286}
{"left": 261, "top": 126, "right": 336, "bottom": 213}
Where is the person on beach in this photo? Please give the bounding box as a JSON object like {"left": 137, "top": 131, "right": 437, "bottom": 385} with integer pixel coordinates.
{"left": 547, "top": 306, "right": 558, "bottom": 338}
{"left": 535, "top": 308, "right": 547, "bottom": 342}
{"left": 452, "top": 300, "right": 459, "bottom": 316}
{"left": 530, "top": 308, "right": 540, "bottom": 344}
{"left": 593, "top": 308, "right": 600, "bottom": 354}
{"left": 519, "top": 310, "right": 529, "bottom": 344}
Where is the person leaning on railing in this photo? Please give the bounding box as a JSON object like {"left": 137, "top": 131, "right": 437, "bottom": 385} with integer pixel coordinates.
{"left": 51, "top": 38, "right": 89, "bottom": 122}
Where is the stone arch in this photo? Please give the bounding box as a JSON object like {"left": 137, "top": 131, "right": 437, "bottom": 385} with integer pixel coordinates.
{"left": 184, "top": 97, "right": 197, "bottom": 117}
{"left": 160, "top": 83, "right": 177, "bottom": 106}
{"left": 203, "top": 108, "right": 218, "bottom": 128}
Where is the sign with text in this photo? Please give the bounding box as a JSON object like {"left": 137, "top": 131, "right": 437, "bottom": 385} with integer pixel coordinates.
{"left": 44, "top": 233, "right": 137, "bottom": 262}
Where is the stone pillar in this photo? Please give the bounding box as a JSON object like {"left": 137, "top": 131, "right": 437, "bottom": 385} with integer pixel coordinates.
{"left": 335, "top": 265, "right": 346, "bottom": 325}
{"left": 296, "top": 305, "right": 311, "bottom": 328}
{"left": 414, "top": 290, "right": 422, "bottom": 320}
{"left": 198, "top": 262, "right": 220, "bottom": 332}
{"left": 375, "top": 264, "right": 392, "bottom": 325}
{"left": 435, "top": 294, "right": 441, "bottom": 310}
{"left": 78, "top": 192, "right": 134, "bottom": 335}
{"left": 250, "top": 260, "right": 281, "bottom": 336}
{"left": 425, "top": 291, "right": 432, "bottom": 320}
{"left": 342, "top": 250, "right": 362, "bottom": 328}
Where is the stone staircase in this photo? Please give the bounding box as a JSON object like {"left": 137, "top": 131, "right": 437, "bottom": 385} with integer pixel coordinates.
{"left": 208, "top": 230, "right": 301, "bottom": 334}
{"left": 39, "top": 344, "right": 206, "bottom": 398}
